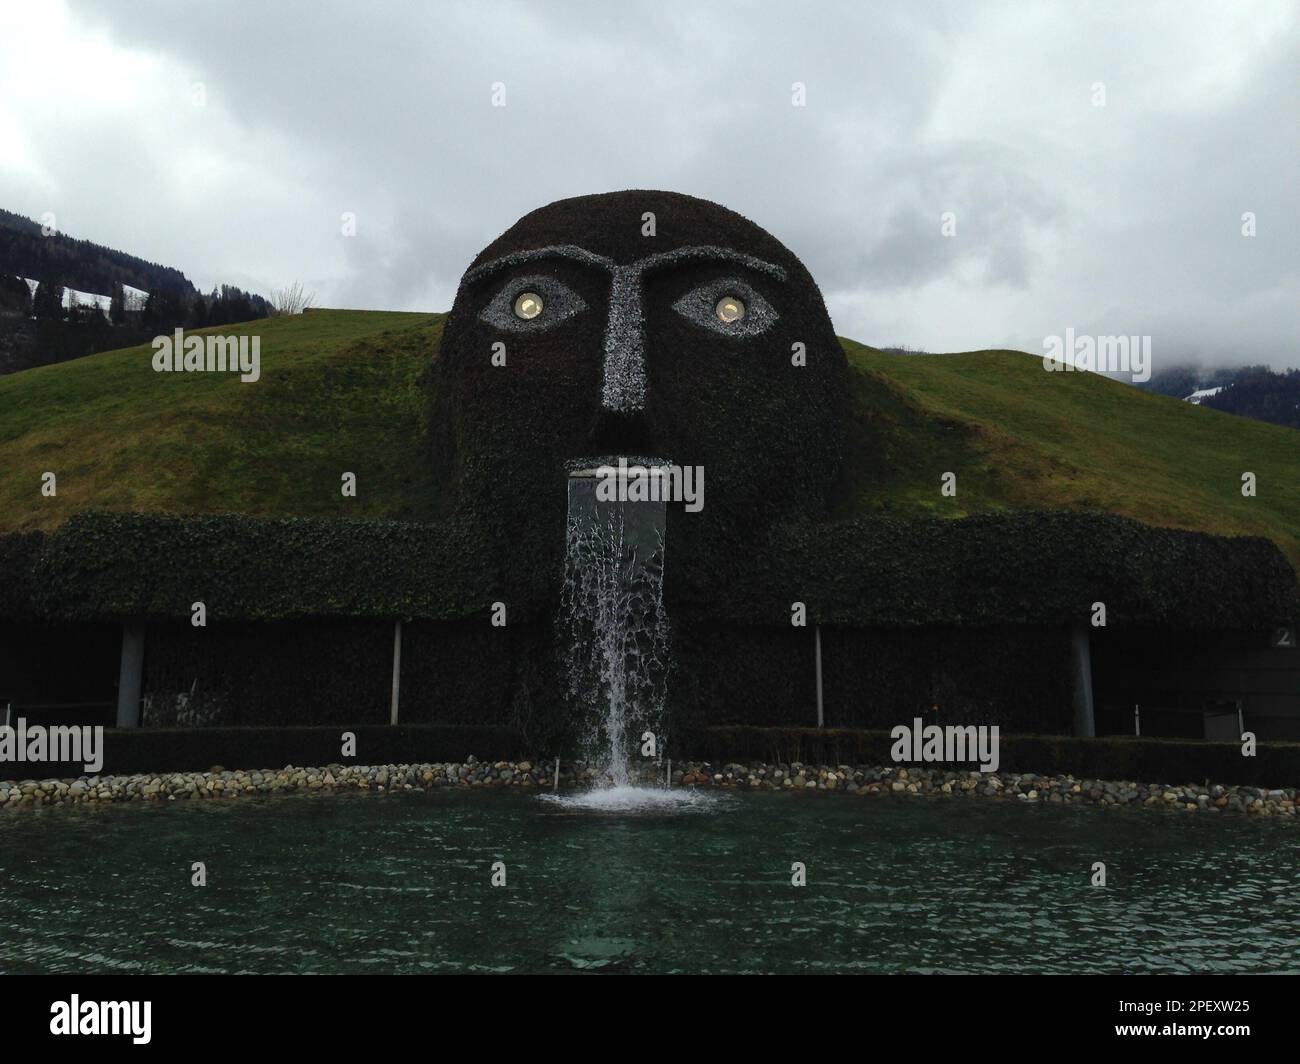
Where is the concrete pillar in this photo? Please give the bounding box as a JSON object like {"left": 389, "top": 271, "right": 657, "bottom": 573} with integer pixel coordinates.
{"left": 390, "top": 619, "right": 402, "bottom": 725}
{"left": 116, "top": 621, "right": 145, "bottom": 728}
{"left": 814, "top": 624, "right": 825, "bottom": 728}
{"left": 1071, "top": 622, "right": 1095, "bottom": 738}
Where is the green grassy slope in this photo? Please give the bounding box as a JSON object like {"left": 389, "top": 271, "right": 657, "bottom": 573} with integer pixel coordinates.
{"left": 840, "top": 339, "right": 1299, "bottom": 567}
{"left": 1, "top": 311, "right": 1295, "bottom": 568}
{"left": 0, "top": 311, "right": 443, "bottom": 528}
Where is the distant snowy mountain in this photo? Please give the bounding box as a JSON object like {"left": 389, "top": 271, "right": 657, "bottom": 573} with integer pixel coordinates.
{"left": 0, "top": 209, "right": 272, "bottom": 376}
{"left": 1141, "top": 366, "right": 1300, "bottom": 430}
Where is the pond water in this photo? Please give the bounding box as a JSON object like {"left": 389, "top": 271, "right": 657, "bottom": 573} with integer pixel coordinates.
{"left": 1, "top": 789, "right": 1296, "bottom": 974}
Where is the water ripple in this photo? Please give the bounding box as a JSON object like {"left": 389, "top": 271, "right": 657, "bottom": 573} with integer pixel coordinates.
{"left": 0, "top": 789, "right": 1295, "bottom": 973}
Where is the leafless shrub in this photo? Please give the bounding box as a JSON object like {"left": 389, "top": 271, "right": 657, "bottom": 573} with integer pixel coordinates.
{"left": 271, "top": 281, "right": 315, "bottom": 316}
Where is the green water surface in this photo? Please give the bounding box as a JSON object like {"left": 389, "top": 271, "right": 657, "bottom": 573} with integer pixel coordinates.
{"left": 0, "top": 789, "right": 1295, "bottom": 974}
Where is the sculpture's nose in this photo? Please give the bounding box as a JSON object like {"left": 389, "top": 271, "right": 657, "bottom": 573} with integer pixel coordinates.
{"left": 591, "top": 266, "right": 653, "bottom": 451}
{"left": 599, "top": 265, "right": 646, "bottom": 415}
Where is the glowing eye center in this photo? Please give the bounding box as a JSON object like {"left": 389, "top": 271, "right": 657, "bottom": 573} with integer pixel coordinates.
{"left": 514, "top": 292, "right": 544, "bottom": 320}
{"left": 715, "top": 295, "right": 745, "bottom": 323}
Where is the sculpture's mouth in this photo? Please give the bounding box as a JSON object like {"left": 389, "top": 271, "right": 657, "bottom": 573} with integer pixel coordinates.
{"left": 566, "top": 456, "right": 703, "bottom": 514}
{"left": 566, "top": 456, "right": 672, "bottom": 515}
{"left": 565, "top": 455, "right": 672, "bottom": 479}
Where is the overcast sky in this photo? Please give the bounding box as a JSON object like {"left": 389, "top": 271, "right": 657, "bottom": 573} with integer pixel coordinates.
{"left": 1, "top": 0, "right": 1295, "bottom": 367}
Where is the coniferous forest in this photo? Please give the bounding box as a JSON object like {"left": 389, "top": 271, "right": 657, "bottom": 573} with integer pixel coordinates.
{"left": 0, "top": 208, "right": 272, "bottom": 374}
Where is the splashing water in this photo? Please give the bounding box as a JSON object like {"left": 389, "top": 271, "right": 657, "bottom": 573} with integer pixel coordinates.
{"left": 558, "top": 470, "right": 672, "bottom": 787}
{"left": 539, "top": 785, "right": 719, "bottom": 814}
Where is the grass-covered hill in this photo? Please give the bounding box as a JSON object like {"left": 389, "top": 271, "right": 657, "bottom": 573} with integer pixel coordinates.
{"left": 1, "top": 309, "right": 1296, "bottom": 570}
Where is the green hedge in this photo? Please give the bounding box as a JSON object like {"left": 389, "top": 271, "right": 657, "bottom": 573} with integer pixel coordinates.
{"left": 0, "top": 530, "right": 46, "bottom": 620}
{"left": 676, "top": 726, "right": 1300, "bottom": 787}
{"left": 1, "top": 509, "right": 1292, "bottom": 630}
{"left": 21, "top": 511, "right": 505, "bottom": 623}
{"left": 10, "top": 724, "right": 529, "bottom": 778}
{"left": 677, "top": 511, "right": 1298, "bottom": 631}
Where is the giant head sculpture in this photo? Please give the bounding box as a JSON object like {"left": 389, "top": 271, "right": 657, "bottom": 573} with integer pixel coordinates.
{"left": 432, "top": 190, "right": 848, "bottom": 605}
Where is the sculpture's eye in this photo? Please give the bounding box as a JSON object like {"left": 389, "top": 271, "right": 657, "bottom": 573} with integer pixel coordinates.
{"left": 673, "top": 278, "right": 776, "bottom": 336}
{"left": 715, "top": 295, "right": 744, "bottom": 323}
{"left": 479, "top": 274, "right": 586, "bottom": 332}
{"left": 514, "top": 292, "right": 543, "bottom": 320}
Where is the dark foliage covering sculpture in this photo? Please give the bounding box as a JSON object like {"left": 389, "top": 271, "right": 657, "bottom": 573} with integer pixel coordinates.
{"left": 431, "top": 190, "right": 849, "bottom": 609}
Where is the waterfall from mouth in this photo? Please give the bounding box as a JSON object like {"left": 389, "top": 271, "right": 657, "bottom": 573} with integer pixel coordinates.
{"left": 558, "top": 466, "right": 671, "bottom": 786}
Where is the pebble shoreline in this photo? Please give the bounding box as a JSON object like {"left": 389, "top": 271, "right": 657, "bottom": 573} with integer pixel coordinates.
{"left": 0, "top": 758, "right": 1296, "bottom": 818}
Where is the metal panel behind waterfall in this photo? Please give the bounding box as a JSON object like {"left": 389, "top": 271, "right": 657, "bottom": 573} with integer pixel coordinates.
{"left": 559, "top": 464, "right": 670, "bottom": 783}
{"left": 1071, "top": 623, "right": 1095, "bottom": 738}
{"left": 117, "top": 621, "right": 145, "bottom": 729}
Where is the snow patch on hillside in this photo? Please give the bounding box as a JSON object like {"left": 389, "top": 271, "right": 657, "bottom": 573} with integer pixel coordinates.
{"left": 21, "top": 277, "right": 149, "bottom": 316}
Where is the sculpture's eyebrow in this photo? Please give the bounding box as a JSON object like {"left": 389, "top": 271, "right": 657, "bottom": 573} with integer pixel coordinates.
{"left": 461, "top": 245, "right": 615, "bottom": 287}
{"left": 461, "top": 243, "right": 788, "bottom": 289}
{"left": 635, "top": 245, "right": 788, "bottom": 282}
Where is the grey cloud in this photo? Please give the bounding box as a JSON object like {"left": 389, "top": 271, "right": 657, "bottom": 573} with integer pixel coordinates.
{"left": 0, "top": 0, "right": 1281, "bottom": 367}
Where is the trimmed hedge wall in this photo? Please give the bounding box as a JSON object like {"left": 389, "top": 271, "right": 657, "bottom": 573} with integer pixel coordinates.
{"left": 676, "top": 726, "right": 1300, "bottom": 787}
{"left": 22, "top": 511, "right": 504, "bottom": 623}
{"left": 13, "top": 725, "right": 529, "bottom": 779}
{"left": 1, "top": 510, "right": 1293, "bottom": 631}
{"left": 680, "top": 511, "right": 1298, "bottom": 631}
{"left": 0, "top": 530, "right": 46, "bottom": 620}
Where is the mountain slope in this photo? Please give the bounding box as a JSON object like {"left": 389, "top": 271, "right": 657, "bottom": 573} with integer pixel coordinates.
{"left": 0, "top": 207, "right": 196, "bottom": 297}
{"left": 0, "top": 311, "right": 1295, "bottom": 570}
{"left": 1139, "top": 362, "right": 1300, "bottom": 430}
